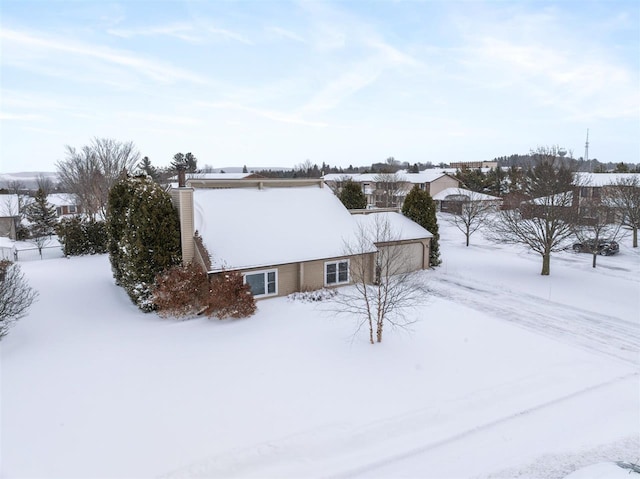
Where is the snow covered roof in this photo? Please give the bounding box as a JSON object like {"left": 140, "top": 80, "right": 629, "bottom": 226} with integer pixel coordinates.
{"left": 323, "top": 170, "right": 453, "bottom": 184}
{"left": 432, "top": 188, "right": 501, "bottom": 201}
{"left": 574, "top": 172, "right": 639, "bottom": 187}
{"left": 530, "top": 191, "right": 574, "bottom": 205}
{"left": 46, "top": 193, "right": 78, "bottom": 207}
{"left": 353, "top": 211, "right": 433, "bottom": 241}
{"left": 188, "top": 173, "right": 253, "bottom": 180}
{"left": 193, "top": 184, "right": 376, "bottom": 271}
{"left": 0, "top": 194, "right": 21, "bottom": 217}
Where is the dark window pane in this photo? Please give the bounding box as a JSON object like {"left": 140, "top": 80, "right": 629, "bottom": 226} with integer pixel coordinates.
{"left": 326, "top": 263, "right": 336, "bottom": 284}
{"left": 246, "top": 273, "right": 265, "bottom": 296}
{"left": 338, "top": 261, "right": 348, "bottom": 282}
{"left": 267, "top": 271, "right": 276, "bottom": 294}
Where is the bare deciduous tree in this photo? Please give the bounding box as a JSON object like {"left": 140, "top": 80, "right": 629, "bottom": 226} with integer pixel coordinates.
{"left": 36, "top": 174, "right": 55, "bottom": 196}
{"left": 606, "top": 175, "right": 640, "bottom": 248}
{"left": 373, "top": 172, "right": 410, "bottom": 208}
{"left": 0, "top": 260, "right": 38, "bottom": 338}
{"left": 573, "top": 196, "right": 621, "bottom": 268}
{"left": 7, "top": 180, "right": 26, "bottom": 195}
{"left": 489, "top": 146, "right": 577, "bottom": 275}
{"left": 4, "top": 181, "right": 28, "bottom": 219}
{"left": 56, "top": 138, "right": 140, "bottom": 219}
{"left": 331, "top": 214, "right": 428, "bottom": 344}
{"left": 445, "top": 191, "right": 499, "bottom": 246}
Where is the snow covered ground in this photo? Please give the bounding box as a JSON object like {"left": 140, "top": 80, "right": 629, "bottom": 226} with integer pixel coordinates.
{"left": 1, "top": 216, "right": 638, "bottom": 478}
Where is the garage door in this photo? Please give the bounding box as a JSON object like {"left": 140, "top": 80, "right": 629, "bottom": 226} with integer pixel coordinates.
{"left": 378, "top": 241, "right": 425, "bottom": 275}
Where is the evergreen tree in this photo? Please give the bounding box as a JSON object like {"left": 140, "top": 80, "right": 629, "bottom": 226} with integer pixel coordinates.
{"left": 25, "top": 189, "right": 57, "bottom": 236}
{"left": 455, "top": 167, "right": 487, "bottom": 192}
{"left": 56, "top": 217, "right": 107, "bottom": 256}
{"left": 485, "top": 167, "right": 507, "bottom": 196}
{"left": 338, "top": 179, "right": 367, "bottom": 209}
{"left": 107, "top": 176, "right": 181, "bottom": 310}
{"left": 401, "top": 185, "right": 441, "bottom": 266}
{"left": 25, "top": 188, "right": 57, "bottom": 257}
{"left": 106, "top": 178, "right": 135, "bottom": 285}
{"left": 136, "top": 156, "right": 159, "bottom": 181}
{"left": 171, "top": 152, "right": 198, "bottom": 173}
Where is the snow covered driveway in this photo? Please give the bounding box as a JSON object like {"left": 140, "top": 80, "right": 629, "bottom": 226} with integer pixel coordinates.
{"left": 428, "top": 274, "right": 639, "bottom": 365}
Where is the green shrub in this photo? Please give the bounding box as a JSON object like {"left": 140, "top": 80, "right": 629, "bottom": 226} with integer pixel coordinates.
{"left": 107, "top": 175, "right": 181, "bottom": 310}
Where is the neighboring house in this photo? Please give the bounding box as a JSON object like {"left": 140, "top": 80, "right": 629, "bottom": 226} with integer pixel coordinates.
{"left": 47, "top": 193, "right": 80, "bottom": 217}
{"left": 0, "top": 194, "right": 21, "bottom": 240}
{"left": 573, "top": 172, "right": 639, "bottom": 219}
{"left": 521, "top": 172, "right": 640, "bottom": 224}
{"left": 170, "top": 178, "right": 432, "bottom": 299}
{"left": 432, "top": 188, "right": 502, "bottom": 214}
{"left": 324, "top": 170, "right": 460, "bottom": 209}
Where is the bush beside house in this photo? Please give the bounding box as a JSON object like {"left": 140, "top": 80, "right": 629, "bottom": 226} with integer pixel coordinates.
{"left": 107, "top": 175, "right": 182, "bottom": 311}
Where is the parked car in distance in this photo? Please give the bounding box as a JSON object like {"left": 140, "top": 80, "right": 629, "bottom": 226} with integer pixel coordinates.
{"left": 573, "top": 239, "right": 619, "bottom": 256}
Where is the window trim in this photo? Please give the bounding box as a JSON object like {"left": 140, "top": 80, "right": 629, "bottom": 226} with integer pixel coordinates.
{"left": 243, "top": 269, "right": 278, "bottom": 298}
{"left": 324, "top": 259, "right": 350, "bottom": 287}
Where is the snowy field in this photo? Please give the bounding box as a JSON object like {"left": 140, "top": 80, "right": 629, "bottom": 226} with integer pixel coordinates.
{"left": 1, "top": 216, "right": 638, "bottom": 478}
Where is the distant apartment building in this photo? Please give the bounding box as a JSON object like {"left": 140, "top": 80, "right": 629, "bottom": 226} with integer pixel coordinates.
{"left": 449, "top": 161, "right": 498, "bottom": 169}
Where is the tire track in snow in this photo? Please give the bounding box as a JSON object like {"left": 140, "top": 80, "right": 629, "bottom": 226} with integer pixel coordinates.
{"left": 328, "top": 373, "right": 639, "bottom": 479}
{"left": 157, "top": 373, "right": 638, "bottom": 479}
{"left": 428, "top": 275, "right": 640, "bottom": 366}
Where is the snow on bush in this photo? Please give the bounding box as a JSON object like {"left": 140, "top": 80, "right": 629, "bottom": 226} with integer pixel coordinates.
{"left": 288, "top": 288, "right": 338, "bottom": 303}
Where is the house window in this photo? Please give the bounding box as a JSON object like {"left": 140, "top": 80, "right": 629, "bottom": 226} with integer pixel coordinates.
{"left": 325, "top": 260, "right": 349, "bottom": 286}
{"left": 68, "top": 205, "right": 77, "bottom": 214}
{"left": 244, "top": 269, "right": 277, "bottom": 297}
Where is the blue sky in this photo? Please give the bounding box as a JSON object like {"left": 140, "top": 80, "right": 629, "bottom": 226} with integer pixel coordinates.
{"left": 1, "top": 0, "right": 638, "bottom": 173}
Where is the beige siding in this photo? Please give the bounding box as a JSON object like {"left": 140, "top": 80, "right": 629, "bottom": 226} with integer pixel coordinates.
{"left": 232, "top": 253, "right": 378, "bottom": 299}
{"left": 277, "top": 263, "right": 300, "bottom": 296}
{"left": 429, "top": 176, "right": 460, "bottom": 197}
{"left": 381, "top": 242, "right": 423, "bottom": 274}
{"left": 170, "top": 188, "right": 195, "bottom": 265}
{"left": 377, "top": 240, "right": 429, "bottom": 276}
{"left": 300, "top": 259, "right": 327, "bottom": 291}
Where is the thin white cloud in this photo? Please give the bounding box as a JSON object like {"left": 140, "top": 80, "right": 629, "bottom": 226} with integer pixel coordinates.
{"left": 302, "top": 38, "right": 421, "bottom": 113}
{"left": 203, "top": 101, "right": 327, "bottom": 127}
{"left": 206, "top": 26, "right": 252, "bottom": 45}
{"left": 0, "top": 112, "right": 46, "bottom": 121}
{"left": 468, "top": 36, "right": 639, "bottom": 121}
{"left": 108, "top": 21, "right": 252, "bottom": 45}
{"left": 364, "top": 38, "right": 421, "bottom": 68}
{"left": 1, "top": 28, "right": 208, "bottom": 85}
{"left": 22, "top": 126, "right": 65, "bottom": 135}
{"left": 123, "top": 112, "right": 201, "bottom": 126}
{"left": 265, "top": 26, "right": 306, "bottom": 43}
{"left": 303, "top": 61, "right": 381, "bottom": 112}
{"left": 108, "top": 23, "right": 203, "bottom": 43}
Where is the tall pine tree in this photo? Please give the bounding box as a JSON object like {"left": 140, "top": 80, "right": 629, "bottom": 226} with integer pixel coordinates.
{"left": 25, "top": 188, "right": 57, "bottom": 257}
{"left": 401, "top": 185, "right": 441, "bottom": 266}
{"left": 25, "top": 189, "right": 57, "bottom": 236}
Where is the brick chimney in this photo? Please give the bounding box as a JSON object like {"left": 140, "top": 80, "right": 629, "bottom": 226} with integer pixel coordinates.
{"left": 177, "top": 166, "right": 186, "bottom": 187}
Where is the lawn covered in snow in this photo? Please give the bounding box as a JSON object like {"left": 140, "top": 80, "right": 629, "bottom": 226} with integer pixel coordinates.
{"left": 1, "top": 216, "right": 638, "bottom": 478}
